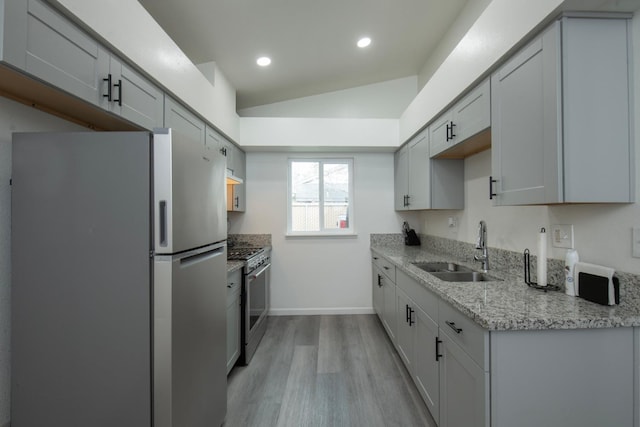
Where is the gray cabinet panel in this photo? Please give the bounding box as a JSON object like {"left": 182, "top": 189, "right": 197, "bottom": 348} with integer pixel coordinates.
{"left": 414, "top": 306, "right": 440, "bottom": 425}
{"left": 429, "top": 111, "right": 453, "bottom": 158}
{"left": 439, "top": 331, "right": 489, "bottom": 427}
{"left": 407, "top": 130, "right": 430, "bottom": 209}
{"left": 382, "top": 274, "right": 397, "bottom": 343}
{"left": 226, "top": 269, "right": 242, "bottom": 374}
{"left": 561, "top": 17, "right": 632, "bottom": 202}
{"left": 372, "top": 265, "right": 384, "bottom": 319}
{"left": 164, "top": 95, "right": 206, "bottom": 147}
{"left": 24, "top": 0, "right": 109, "bottom": 105}
{"left": 490, "top": 328, "right": 634, "bottom": 427}
{"left": 394, "top": 145, "right": 409, "bottom": 210}
{"left": 395, "top": 287, "right": 414, "bottom": 369}
{"left": 107, "top": 58, "right": 164, "bottom": 130}
{"left": 491, "top": 16, "right": 633, "bottom": 205}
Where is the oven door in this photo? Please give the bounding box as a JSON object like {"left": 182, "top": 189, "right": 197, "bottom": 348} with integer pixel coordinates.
{"left": 246, "top": 263, "right": 270, "bottom": 333}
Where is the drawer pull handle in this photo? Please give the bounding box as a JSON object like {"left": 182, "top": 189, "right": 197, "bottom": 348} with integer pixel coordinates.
{"left": 383, "top": 266, "right": 389, "bottom": 270}
{"left": 445, "top": 321, "right": 463, "bottom": 334}
{"left": 435, "top": 337, "right": 443, "bottom": 361}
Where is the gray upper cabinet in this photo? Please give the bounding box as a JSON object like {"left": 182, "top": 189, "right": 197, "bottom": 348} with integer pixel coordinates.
{"left": 395, "top": 128, "right": 464, "bottom": 211}
{"left": 430, "top": 79, "right": 490, "bottom": 158}
{"left": 208, "top": 127, "right": 246, "bottom": 213}
{"left": 4, "top": 0, "right": 163, "bottom": 130}
{"left": 164, "top": 96, "right": 206, "bottom": 147}
{"left": 102, "top": 58, "right": 164, "bottom": 130}
{"left": 491, "top": 16, "right": 634, "bottom": 205}
{"left": 22, "top": 0, "right": 109, "bottom": 106}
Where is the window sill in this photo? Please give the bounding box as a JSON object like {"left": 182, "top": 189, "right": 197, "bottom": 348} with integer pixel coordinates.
{"left": 285, "top": 232, "right": 358, "bottom": 239}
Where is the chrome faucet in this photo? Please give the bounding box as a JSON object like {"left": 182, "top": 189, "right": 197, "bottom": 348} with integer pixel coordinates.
{"left": 474, "top": 220, "right": 489, "bottom": 272}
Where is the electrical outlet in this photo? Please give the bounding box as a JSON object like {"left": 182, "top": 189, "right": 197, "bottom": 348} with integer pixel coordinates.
{"left": 633, "top": 228, "right": 640, "bottom": 258}
{"left": 551, "top": 224, "right": 574, "bottom": 249}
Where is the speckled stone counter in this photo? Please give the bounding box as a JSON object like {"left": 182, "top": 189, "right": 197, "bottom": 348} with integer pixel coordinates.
{"left": 227, "top": 260, "right": 244, "bottom": 274}
{"left": 371, "top": 242, "right": 640, "bottom": 331}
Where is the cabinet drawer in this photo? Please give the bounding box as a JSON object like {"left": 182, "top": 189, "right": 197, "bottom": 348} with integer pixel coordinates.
{"left": 396, "top": 268, "right": 437, "bottom": 321}
{"left": 227, "top": 269, "right": 242, "bottom": 304}
{"left": 372, "top": 255, "right": 395, "bottom": 283}
{"left": 439, "top": 300, "right": 488, "bottom": 370}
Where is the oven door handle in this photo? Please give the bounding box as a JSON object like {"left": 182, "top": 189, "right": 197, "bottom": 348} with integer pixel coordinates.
{"left": 247, "top": 263, "right": 270, "bottom": 281}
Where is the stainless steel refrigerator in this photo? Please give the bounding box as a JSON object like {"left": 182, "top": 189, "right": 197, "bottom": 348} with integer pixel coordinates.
{"left": 11, "top": 129, "right": 227, "bottom": 427}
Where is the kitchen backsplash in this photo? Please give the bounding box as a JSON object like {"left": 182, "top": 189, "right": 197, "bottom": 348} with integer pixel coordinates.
{"left": 228, "top": 234, "right": 272, "bottom": 248}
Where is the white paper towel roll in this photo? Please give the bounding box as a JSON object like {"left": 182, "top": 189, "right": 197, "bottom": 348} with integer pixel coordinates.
{"left": 537, "top": 228, "right": 547, "bottom": 287}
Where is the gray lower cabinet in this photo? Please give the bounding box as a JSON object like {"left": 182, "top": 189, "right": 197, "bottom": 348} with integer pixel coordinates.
{"left": 373, "top": 254, "right": 638, "bottom": 427}
{"left": 371, "top": 265, "right": 384, "bottom": 319}
{"left": 164, "top": 96, "right": 206, "bottom": 146}
{"left": 394, "top": 128, "right": 464, "bottom": 211}
{"left": 491, "top": 15, "right": 634, "bottom": 205}
{"left": 372, "top": 255, "right": 397, "bottom": 343}
{"left": 438, "top": 330, "right": 488, "bottom": 427}
{"left": 226, "top": 269, "right": 242, "bottom": 374}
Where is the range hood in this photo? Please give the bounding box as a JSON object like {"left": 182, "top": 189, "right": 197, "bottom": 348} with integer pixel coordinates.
{"left": 226, "top": 169, "right": 243, "bottom": 185}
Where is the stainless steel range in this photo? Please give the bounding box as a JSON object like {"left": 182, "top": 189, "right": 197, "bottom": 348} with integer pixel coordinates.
{"left": 227, "top": 247, "right": 270, "bottom": 364}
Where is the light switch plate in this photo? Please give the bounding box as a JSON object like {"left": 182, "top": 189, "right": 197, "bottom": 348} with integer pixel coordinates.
{"left": 551, "top": 224, "right": 574, "bottom": 249}
{"left": 633, "top": 227, "right": 640, "bottom": 258}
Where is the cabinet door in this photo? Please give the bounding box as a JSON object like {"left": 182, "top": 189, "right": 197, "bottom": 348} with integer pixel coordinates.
{"left": 394, "top": 146, "right": 409, "bottom": 211}
{"left": 24, "top": 0, "right": 109, "bottom": 106}
{"left": 452, "top": 79, "right": 490, "bottom": 142}
{"left": 414, "top": 306, "right": 440, "bottom": 424}
{"left": 372, "top": 265, "right": 384, "bottom": 319}
{"left": 107, "top": 58, "right": 164, "bottom": 130}
{"left": 395, "top": 288, "right": 414, "bottom": 370}
{"left": 429, "top": 111, "right": 453, "bottom": 157}
{"left": 490, "top": 23, "right": 561, "bottom": 205}
{"left": 164, "top": 96, "right": 206, "bottom": 148}
{"left": 407, "top": 130, "right": 430, "bottom": 210}
{"left": 439, "top": 331, "right": 489, "bottom": 427}
{"left": 226, "top": 270, "right": 242, "bottom": 374}
{"left": 229, "top": 144, "right": 246, "bottom": 180}
{"left": 228, "top": 184, "right": 245, "bottom": 212}
{"left": 381, "top": 275, "right": 396, "bottom": 343}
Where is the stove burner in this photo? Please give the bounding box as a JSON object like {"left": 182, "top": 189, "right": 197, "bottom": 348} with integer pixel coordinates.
{"left": 227, "top": 247, "right": 264, "bottom": 261}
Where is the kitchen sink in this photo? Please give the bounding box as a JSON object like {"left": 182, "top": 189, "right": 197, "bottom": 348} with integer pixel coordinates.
{"left": 412, "top": 262, "right": 474, "bottom": 273}
{"left": 429, "top": 271, "right": 502, "bottom": 282}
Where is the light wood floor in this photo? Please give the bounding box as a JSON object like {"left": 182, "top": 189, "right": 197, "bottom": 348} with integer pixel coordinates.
{"left": 224, "top": 315, "right": 436, "bottom": 427}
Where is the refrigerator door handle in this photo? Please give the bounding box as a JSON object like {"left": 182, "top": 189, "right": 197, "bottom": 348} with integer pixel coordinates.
{"left": 159, "top": 200, "right": 168, "bottom": 247}
{"left": 179, "top": 246, "right": 225, "bottom": 268}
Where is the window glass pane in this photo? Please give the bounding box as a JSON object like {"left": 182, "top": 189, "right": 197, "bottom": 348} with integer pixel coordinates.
{"left": 291, "top": 161, "right": 320, "bottom": 232}
{"left": 323, "top": 163, "right": 349, "bottom": 230}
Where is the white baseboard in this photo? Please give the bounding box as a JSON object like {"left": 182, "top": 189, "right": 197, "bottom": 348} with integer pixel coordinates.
{"left": 269, "top": 307, "right": 375, "bottom": 316}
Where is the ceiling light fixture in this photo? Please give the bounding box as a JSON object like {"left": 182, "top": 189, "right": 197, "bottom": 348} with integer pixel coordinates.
{"left": 357, "top": 37, "right": 371, "bottom": 48}
{"left": 256, "top": 56, "right": 271, "bottom": 67}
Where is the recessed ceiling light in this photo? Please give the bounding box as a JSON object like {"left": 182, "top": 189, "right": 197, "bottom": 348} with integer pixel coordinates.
{"left": 357, "top": 37, "right": 371, "bottom": 48}
{"left": 256, "top": 56, "right": 271, "bottom": 67}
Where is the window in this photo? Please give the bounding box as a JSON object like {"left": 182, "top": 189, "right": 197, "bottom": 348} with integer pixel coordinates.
{"left": 287, "top": 158, "right": 354, "bottom": 235}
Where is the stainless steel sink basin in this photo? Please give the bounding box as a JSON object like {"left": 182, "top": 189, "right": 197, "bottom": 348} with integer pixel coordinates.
{"left": 430, "top": 271, "right": 503, "bottom": 282}
{"left": 412, "top": 262, "right": 473, "bottom": 273}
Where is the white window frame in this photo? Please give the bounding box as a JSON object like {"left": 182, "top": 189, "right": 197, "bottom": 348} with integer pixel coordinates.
{"left": 287, "top": 157, "right": 355, "bottom": 237}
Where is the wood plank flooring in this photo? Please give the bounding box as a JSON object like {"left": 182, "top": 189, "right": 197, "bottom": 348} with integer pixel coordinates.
{"left": 224, "top": 315, "right": 436, "bottom": 427}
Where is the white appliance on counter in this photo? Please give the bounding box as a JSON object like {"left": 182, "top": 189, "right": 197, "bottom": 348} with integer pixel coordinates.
{"left": 11, "top": 129, "right": 227, "bottom": 427}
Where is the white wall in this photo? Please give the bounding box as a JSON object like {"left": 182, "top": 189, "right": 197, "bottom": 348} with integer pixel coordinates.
{"left": 0, "top": 98, "right": 85, "bottom": 427}
{"left": 401, "top": 0, "right": 564, "bottom": 142}
{"left": 238, "top": 76, "right": 417, "bottom": 119}
{"left": 228, "top": 152, "right": 403, "bottom": 314}
{"left": 239, "top": 117, "right": 399, "bottom": 150}
{"left": 417, "top": 0, "right": 492, "bottom": 90}
{"left": 418, "top": 10, "right": 640, "bottom": 276}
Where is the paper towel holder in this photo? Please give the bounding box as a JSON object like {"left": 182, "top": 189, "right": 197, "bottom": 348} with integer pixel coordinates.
{"left": 523, "top": 248, "right": 561, "bottom": 292}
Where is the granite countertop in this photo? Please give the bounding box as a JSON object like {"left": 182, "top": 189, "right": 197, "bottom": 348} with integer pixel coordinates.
{"left": 227, "top": 260, "right": 245, "bottom": 274}
{"left": 371, "top": 244, "right": 640, "bottom": 331}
